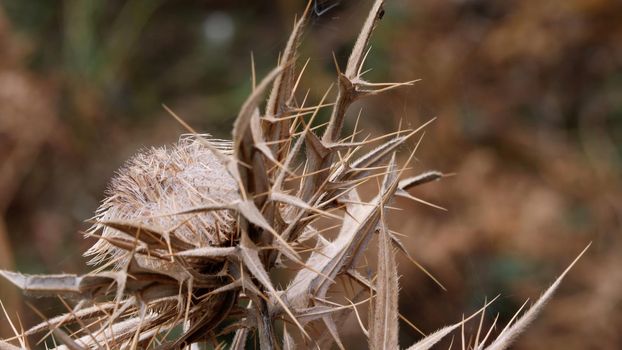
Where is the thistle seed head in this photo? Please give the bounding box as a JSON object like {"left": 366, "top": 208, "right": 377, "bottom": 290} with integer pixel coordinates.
{"left": 85, "top": 135, "right": 238, "bottom": 268}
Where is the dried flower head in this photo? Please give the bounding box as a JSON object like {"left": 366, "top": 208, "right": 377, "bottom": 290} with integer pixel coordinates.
{"left": 85, "top": 135, "right": 238, "bottom": 268}
{"left": 0, "top": 1, "right": 587, "bottom": 350}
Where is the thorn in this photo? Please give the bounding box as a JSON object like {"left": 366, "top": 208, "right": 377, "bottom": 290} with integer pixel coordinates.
{"left": 332, "top": 51, "right": 343, "bottom": 76}
{"left": 250, "top": 51, "right": 257, "bottom": 91}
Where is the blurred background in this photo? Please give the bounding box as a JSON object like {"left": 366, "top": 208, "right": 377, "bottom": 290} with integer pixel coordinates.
{"left": 0, "top": 0, "right": 620, "bottom": 348}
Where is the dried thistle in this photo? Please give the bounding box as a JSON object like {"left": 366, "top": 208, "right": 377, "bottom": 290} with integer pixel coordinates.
{"left": 85, "top": 135, "right": 238, "bottom": 269}
{"left": 1, "top": 1, "right": 588, "bottom": 349}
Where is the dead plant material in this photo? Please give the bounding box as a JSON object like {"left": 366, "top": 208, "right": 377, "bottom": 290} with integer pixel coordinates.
{"left": 0, "top": 1, "right": 588, "bottom": 349}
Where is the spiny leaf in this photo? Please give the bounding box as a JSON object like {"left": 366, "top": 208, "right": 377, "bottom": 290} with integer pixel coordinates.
{"left": 265, "top": 2, "right": 311, "bottom": 161}
{"left": 0, "top": 271, "right": 103, "bottom": 297}
{"left": 398, "top": 171, "right": 444, "bottom": 190}
{"left": 97, "top": 220, "right": 194, "bottom": 251}
{"left": 237, "top": 242, "right": 309, "bottom": 339}
{"left": 286, "top": 155, "right": 399, "bottom": 308}
{"left": 395, "top": 190, "right": 447, "bottom": 211}
{"left": 311, "top": 291, "right": 369, "bottom": 349}
{"left": 323, "top": 316, "right": 346, "bottom": 350}
{"left": 271, "top": 191, "right": 341, "bottom": 220}
{"left": 168, "top": 202, "right": 235, "bottom": 216}
{"left": 20, "top": 302, "right": 115, "bottom": 336}
{"left": 169, "top": 291, "right": 237, "bottom": 348}
{"left": 236, "top": 200, "right": 300, "bottom": 261}
{"left": 323, "top": 0, "right": 385, "bottom": 144}
{"left": 406, "top": 298, "right": 499, "bottom": 350}
{"left": 354, "top": 79, "right": 420, "bottom": 96}
{"left": 232, "top": 65, "right": 284, "bottom": 218}
{"left": 369, "top": 214, "right": 399, "bottom": 350}
{"left": 175, "top": 246, "right": 237, "bottom": 258}
{"left": 232, "top": 66, "right": 283, "bottom": 157}
{"left": 482, "top": 243, "right": 590, "bottom": 350}
{"left": 406, "top": 322, "right": 462, "bottom": 350}
{"left": 344, "top": 0, "right": 385, "bottom": 79}
{"left": 345, "top": 119, "right": 435, "bottom": 180}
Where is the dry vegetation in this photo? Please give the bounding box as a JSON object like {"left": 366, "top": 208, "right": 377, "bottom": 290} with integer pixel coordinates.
{"left": 1, "top": 0, "right": 616, "bottom": 349}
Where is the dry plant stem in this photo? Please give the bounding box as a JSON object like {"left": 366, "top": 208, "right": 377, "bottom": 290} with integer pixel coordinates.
{"left": 0, "top": 1, "right": 589, "bottom": 349}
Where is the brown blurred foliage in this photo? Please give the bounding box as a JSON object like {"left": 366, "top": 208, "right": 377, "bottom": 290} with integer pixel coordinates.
{"left": 0, "top": 0, "right": 620, "bottom": 348}
{"left": 0, "top": 8, "right": 57, "bottom": 337}
{"left": 385, "top": 0, "right": 622, "bottom": 348}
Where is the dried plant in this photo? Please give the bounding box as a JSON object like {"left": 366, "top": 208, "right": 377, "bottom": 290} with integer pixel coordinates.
{"left": 0, "top": 1, "right": 587, "bottom": 349}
